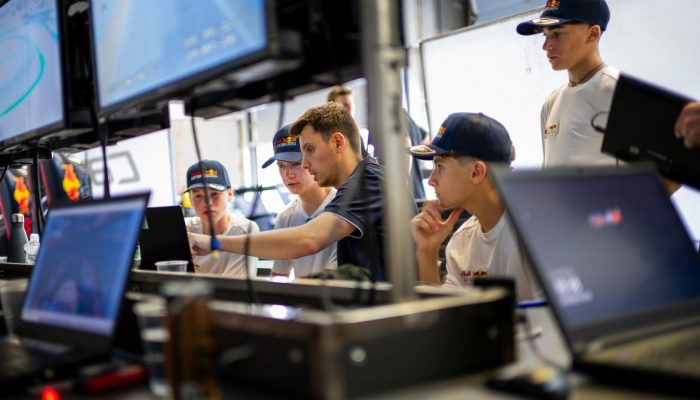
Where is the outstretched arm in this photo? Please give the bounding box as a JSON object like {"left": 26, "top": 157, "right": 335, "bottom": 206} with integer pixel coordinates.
{"left": 189, "top": 212, "right": 355, "bottom": 260}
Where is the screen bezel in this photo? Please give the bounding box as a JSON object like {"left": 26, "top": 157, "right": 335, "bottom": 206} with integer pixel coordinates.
{"left": 491, "top": 164, "right": 700, "bottom": 353}
{"left": 15, "top": 193, "right": 149, "bottom": 352}
{"left": 88, "top": 0, "right": 275, "bottom": 118}
{"left": 0, "top": 0, "right": 68, "bottom": 150}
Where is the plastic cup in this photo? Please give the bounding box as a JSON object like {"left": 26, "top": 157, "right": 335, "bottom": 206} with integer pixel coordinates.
{"left": 133, "top": 300, "right": 169, "bottom": 397}
{"left": 0, "top": 280, "right": 27, "bottom": 338}
{"left": 155, "top": 260, "right": 188, "bottom": 273}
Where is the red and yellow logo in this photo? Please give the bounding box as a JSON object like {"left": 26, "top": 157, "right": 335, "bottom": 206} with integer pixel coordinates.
{"left": 545, "top": 0, "right": 560, "bottom": 8}
{"left": 62, "top": 164, "right": 80, "bottom": 201}
{"left": 13, "top": 176, "right": 30, "bottom": 214}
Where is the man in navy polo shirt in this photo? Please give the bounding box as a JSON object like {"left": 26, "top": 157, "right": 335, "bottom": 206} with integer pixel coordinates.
{"left": 190, "top": 103, "right": 416, "bottom": 281}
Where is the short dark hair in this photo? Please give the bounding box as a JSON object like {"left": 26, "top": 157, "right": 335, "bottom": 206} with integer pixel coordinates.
{"left": 290, "top": 102, "right": 361, "bottom": 154}
{"left": 326, "top": 85, "right": 353, "bottom": 102}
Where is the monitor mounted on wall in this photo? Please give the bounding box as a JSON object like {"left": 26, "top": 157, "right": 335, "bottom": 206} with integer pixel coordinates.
{"left": 0, "top": 0, "right": 94, "bottom": 158}
{"left": 88, "top": 0, "right": 298, "bottom": 118}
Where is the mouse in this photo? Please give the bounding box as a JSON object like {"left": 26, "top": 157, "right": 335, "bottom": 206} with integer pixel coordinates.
{"left": 487, "top": 365, "right": 569, "bottom": 399}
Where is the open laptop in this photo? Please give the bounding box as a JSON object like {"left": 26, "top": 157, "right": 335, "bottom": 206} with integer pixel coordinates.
{"left": 491, "top": 164, "right": 700, "bottom": 395}
{"left": 0, "top": 193, "right": 149, "bottom": 392}
{"left": 139, "top": 206, "right": 194, "bottom": 272}
{"left": 601, "top": 73, "right": 700, "bottom": 189}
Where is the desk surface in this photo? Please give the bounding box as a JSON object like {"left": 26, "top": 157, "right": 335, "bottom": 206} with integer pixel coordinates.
{"left": 5, "top": 307, "right": 692, "bottom": 399}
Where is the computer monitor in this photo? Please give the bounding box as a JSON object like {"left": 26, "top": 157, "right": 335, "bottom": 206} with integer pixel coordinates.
{"left": 89, "top": 0, "right": 275, "bottom": 117}
{"left": 0, "top": 0, "right": 65, "bottom": 149}
{"left": 601, "top": 73, "right": 700, "bottom": 189}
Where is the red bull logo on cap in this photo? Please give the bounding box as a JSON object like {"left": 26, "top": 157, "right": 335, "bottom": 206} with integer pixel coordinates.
{"left": 190, "top": 169, "right": 219, "bottom": 180}
{"left": 274, "top": 136, "right": 298, "bottom": 148}
{"left": 545, "top": 0, "right": 560, "bottom": 9}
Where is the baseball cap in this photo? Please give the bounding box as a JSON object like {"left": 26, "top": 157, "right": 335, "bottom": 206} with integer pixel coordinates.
{"left": 516, "top": 0, "right": 610, "bottom": 35}
{"left": 186, "top": 160, "right": 231, "bottom": 191}
{"left": 409, "top": 113, "right": 512, "bottom": 162}
{"left": 261, "top": 124, "right": 303, "bottom": 168}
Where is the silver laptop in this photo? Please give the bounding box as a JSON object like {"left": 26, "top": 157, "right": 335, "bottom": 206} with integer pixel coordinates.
{"left": 0, "top": 193, "right": 149, "bottom": 393}
{"left": 491, "top": 164, "right": 700, "bottom": 396}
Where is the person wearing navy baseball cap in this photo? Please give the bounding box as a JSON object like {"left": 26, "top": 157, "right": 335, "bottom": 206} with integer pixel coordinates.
{"left": 517, "top": 0, "right": 620, "bottom": 168}
{"left": 409, "top": 113, "right": 539, "bottom": 301}
{"left": 262, "top": 125, "right": 338, "bottom": 278}
{"left": 183, "top": 160, "right": 260, "bottom": 277}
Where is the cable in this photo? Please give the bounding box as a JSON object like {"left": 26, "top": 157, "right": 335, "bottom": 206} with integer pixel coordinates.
{"left": 518, "top": 310, "right": 567, "bottom": 371}
{"left": 31, "top": 149, "right": 44, "bottom": 235}
{"left": 188, "top": 96, "right": 221, "bottom": 256}
{"left": 0, "top": 167, "right": 7, "bottom": 187}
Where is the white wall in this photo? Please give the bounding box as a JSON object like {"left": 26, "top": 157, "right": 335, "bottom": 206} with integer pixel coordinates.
{"left": 420, "top": 0, "right": 700, "bottom": 243}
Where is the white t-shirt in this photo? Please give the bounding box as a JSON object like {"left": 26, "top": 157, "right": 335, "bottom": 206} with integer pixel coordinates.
{"left": 540, "top": 65, "right": 620, "bottom": 167}
{"left": 185, "top": 212, "right": 259, "bottom": 277}
{"left": 272, "top": 189, "right": 338, "bottom": 277}
{"left": 443, "top": 214, "right": 539, "bottom": 301}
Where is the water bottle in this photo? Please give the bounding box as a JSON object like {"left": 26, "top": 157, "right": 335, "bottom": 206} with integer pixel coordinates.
{"left": 8, "top": 214, "right": 28, "bottom": 263}
{"left": 24, "top": 233, "right": 40, "bottom": 265}
{"left": 132, "top": 243, "right": 142, "bottom": 270}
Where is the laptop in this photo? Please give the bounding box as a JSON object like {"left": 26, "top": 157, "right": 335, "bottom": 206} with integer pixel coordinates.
{"left": 601, "top": 73, "right": 700, "bottom": 189}
{"left": 0, "top": 193, "right": 149, "bottom": 392}
{"left": 139, "top": 206, "right": 194, "bottom": 272}
{"left": 491, "top": 164, "right": 700, "bottom": 395}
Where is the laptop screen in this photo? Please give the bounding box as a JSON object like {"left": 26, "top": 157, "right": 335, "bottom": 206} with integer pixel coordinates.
{"left": 602, "top": 73, "right": 700, "bottom": 190}
{"left": 494, "top": 167, "right": 700, "bottom": 331}
{"left": 20, "top": 197, "right": 146, "bottom": 336}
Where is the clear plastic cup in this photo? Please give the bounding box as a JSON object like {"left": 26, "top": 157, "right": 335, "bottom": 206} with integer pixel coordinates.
{"left": 133, "top": 300, "right": 169, "bottom": 397}
{"left": 155, "top": 260, "right": 188, "bottom": 273}
{"left": 0, "top": 280, "right": 28, "bottom": 338}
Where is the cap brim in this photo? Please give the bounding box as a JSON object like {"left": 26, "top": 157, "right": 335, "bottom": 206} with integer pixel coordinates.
{"left": 516, "top": 17, "right": 572, "bottom": 35}
{"left": 186, "top": 183, "right": 227, "bottom": 191}
{"left": 261, "top": 152, "right": 303, "bottom": 168}
{"left": 408, "top": 144, "right": 449, "bottom": 160}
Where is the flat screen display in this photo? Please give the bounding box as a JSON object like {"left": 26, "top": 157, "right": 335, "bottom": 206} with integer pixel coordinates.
{"left": 498, "top": 170, "right": 700, "bottom": 331}
{"left": 0, "top": 0, "right": 64, "bottom": 146}
{"left": 21, "top": 197, "right": 147, "bottom": 336}
{"left": 91, "top": 0, "right": 268, "bottom": 113}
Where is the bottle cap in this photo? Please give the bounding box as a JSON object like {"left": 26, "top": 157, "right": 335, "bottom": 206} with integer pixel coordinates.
{"left": 11, "top": 214, "right": 24, "bottom": 223}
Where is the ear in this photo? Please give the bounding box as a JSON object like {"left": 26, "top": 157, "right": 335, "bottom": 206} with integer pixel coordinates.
{"left": 471, "top": 160, "right": 488, "bottom": 183}
{"left": 330, "top": 132, "right": 345, "bottom": 153}
{"left": 226, "top": 187, "right": 234, "bottom": 201}
{"left": 587, "top": 25, "right": 602, "bottom": 42}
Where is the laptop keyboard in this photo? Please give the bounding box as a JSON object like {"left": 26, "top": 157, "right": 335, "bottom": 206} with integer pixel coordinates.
{"left": 0, "top": 340, "right": 82, "bottom": 380}
{"left": 600, "top": 328, "right": 700, "bottom": 377}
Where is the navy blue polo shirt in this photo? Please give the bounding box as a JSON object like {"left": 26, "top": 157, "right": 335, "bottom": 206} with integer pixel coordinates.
{"left": 323, "top": 157, "right": 417, "bottom": 281}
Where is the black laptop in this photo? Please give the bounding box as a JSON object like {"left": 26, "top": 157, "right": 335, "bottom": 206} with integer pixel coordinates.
{"left": 491, "top": 165, "right": 700, "bottom": 395}
{"left": 0, "top": 193, "right": 149, "bottom": 393}
{"left": 602, "top": 73, "right": 700, "bottom": 189}
{"left": 139, "top": 206, "right": 194, "bottom": 272}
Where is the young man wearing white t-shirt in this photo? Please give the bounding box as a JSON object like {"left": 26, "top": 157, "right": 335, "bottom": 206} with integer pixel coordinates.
{"left": 517, "top": 0, "right": 618, "bottom": 167}
{"left": 184, "top": 160, "right": 259, "bottom": 277}
{"left": 409, "top": 113, "right": 539, "bottom": 301}
{"left": 262, "top": 125, "right": 337, "bottom": 278}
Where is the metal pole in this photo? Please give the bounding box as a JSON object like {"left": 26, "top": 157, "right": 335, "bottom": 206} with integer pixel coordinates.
{"left": 361, "top": 0, "right": 417, "bottom": 302}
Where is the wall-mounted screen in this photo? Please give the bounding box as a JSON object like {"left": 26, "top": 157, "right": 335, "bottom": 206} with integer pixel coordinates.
{"left": 0, "top": 0, "right": 64, "bottom": 148}
{"left": 90, "top": 0, "right": 268, "bottom": 116}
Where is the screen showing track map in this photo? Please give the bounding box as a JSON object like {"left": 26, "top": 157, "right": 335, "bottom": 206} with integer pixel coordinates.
{"left": 0, "top": 0, "right": 64, "bottom": 145}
